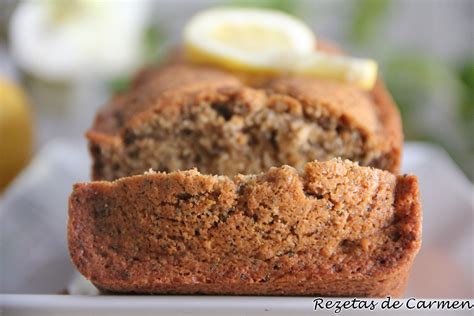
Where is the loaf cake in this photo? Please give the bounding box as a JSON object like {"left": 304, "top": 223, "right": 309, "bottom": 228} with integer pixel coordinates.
{"left": 87, "top": 49, "right": 402, "bottom": 181}
{"left": 68, "top": 159, "right": 421, "bottom": 296}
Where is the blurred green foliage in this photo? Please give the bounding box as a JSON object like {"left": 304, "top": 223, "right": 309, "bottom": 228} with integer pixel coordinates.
{"left": 382, "top": 54, "right": 460, "bottom": 138}
{"left": 231, "top": 0, "right": 298, "bottom": 15}
{"left": 143, "top": 24, "right": 166, "bottom": 62}
{"left": 458, "top": 58, "right": 474, "bottom": 132}
{"left": 108, "top": 77, "right": 131, "bottom": 94}
{"left": 109, "top": 23, "right": 166, "bottom": 94}
{"left": 349, "top": 0, "right": 391, "bottom": 44}
{"left": 457, "top": 58, "right": 474, "bottom": 164}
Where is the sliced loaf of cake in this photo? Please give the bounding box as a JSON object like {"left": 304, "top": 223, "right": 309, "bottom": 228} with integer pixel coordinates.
{"left": 68, "top": 159, "right": 421, "bottom": 296}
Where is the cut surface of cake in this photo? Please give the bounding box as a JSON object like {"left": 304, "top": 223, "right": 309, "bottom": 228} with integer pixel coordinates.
{"left": 87, "top": 41, "right": 402, "bottom": 181}
{"left": 88, "top": 63, "right": 401, "bottom": 181}
{"left": 68, "top": 159, "right": 421, "bottom": 296}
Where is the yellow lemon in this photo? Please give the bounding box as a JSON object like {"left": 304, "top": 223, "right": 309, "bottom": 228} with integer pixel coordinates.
{"left": 0, "top": 78, "right": 33, "bottom": 192}
{"left": 184, "top": 8, "right": 378, "bottom": 89}
{"left": 184, "top": 7, "right": 316, "bottom": 73}
{"left": 293, "top": 52, "right": 378, "bottom": 90}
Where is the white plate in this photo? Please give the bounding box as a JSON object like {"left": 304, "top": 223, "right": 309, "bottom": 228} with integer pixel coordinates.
{"left": 0, "top": 141, "right": 473, "bottom": 314}
{"left": 1, "top": 295, "right": 473, "bottom": 316}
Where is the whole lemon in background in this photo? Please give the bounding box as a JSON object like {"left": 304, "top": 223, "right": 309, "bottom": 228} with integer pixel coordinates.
{"left": 0, "top": 78, "right": 33, "bottom": 192}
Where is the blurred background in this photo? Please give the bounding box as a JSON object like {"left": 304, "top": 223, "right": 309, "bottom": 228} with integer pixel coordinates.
{"left": 0, "top": 0, "right": 473, "bottom": 191}
{"left": 0, "top": 0, "right": 473, "bottom": 298}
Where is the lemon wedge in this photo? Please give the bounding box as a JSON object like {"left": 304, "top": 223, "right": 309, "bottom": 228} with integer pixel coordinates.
{"left": 293, "top": 52, "right": 378, "bottom": 90}
{"left": 183, "top": 8, "right": 378, "bottom": 90}
{"left": 184, "top": 7, "right": 316, "bottom": 73}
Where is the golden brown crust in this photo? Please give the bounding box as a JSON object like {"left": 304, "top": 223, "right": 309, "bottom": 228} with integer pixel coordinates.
{"left": 370, "top": 78, "right": 403, "bottom": 172}
{"left": 89, "top": 64, "right": 241, "bottom": 136}
{"left": 68, "top": 159, "right": 421, "bottom": 296}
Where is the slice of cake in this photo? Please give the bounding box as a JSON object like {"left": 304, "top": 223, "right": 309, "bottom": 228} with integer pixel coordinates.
{"left": 87, "top": 62, "right": 402, "bottom": 181}
{"left": 68, "top": 159, "right": 421, "bottom": 296}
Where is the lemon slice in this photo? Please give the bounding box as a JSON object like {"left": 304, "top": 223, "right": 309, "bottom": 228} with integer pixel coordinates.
{"left": 184, "top": 7, "right": 378, "bottom": 90}
{"left": 184, "top": 7, "right": 316, "bottom": 73}
{"left": 293, "top": 52, "right": 378, "bottom": 90}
